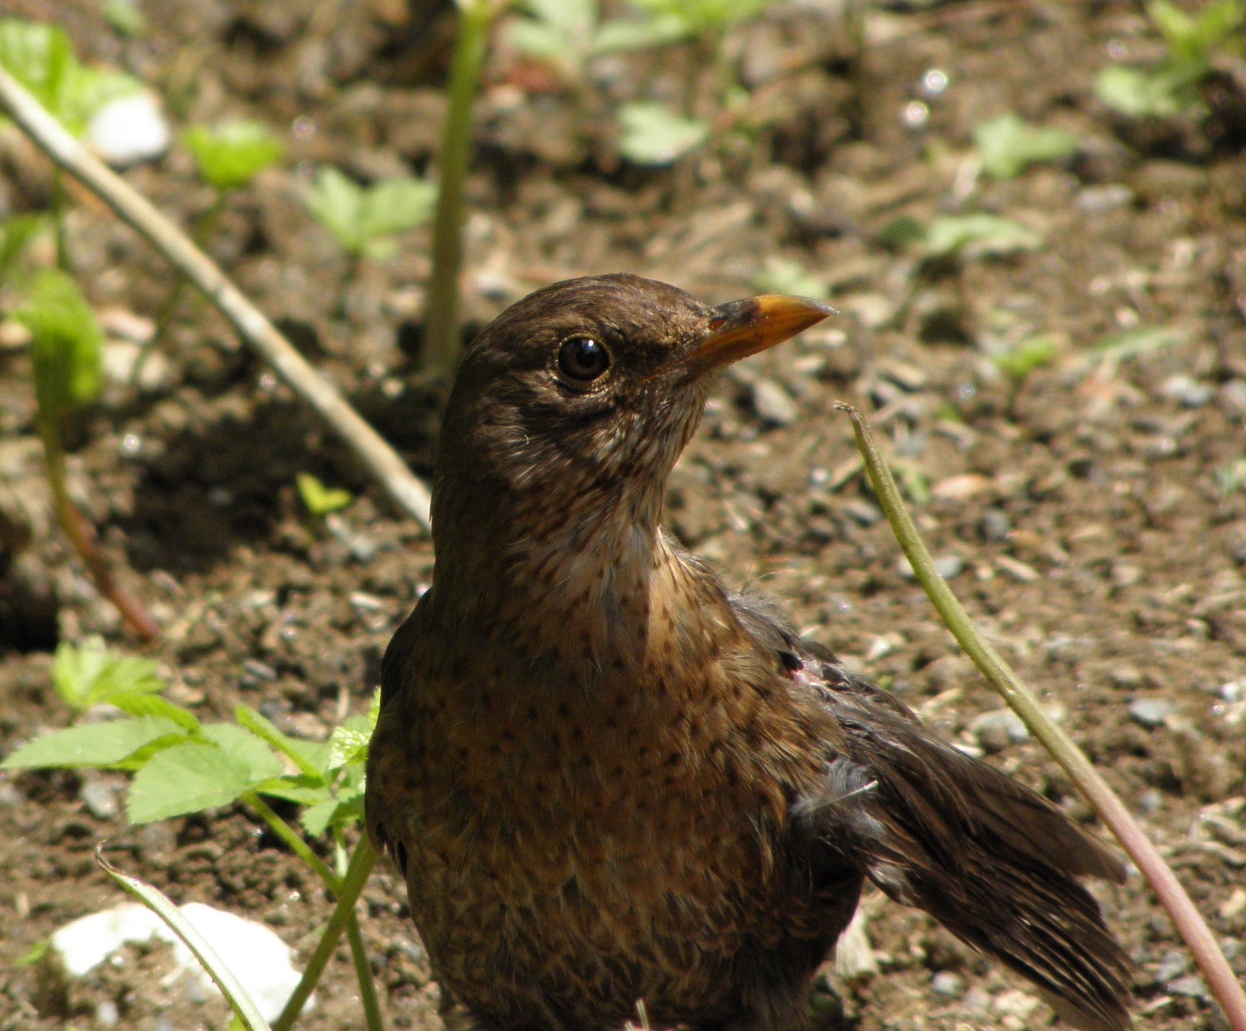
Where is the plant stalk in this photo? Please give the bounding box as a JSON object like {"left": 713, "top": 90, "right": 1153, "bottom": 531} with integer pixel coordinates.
{"left": 420, "top": 0, "right": 503, "bottom": 371}
{"left": 273, "top": 834, "right": 379, "bottom": 1031}
{"left": 837, "top": 400, "right": 1246, "bottom": 1031}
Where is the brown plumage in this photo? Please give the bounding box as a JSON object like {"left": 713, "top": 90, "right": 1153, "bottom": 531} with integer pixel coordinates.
{"left": 365, "top": 274, "right": 1131, "bottom": 1031}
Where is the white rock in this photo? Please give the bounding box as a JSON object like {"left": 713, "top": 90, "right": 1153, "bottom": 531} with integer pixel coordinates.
{"left": 86, "top": 92, "right": 170, "bottom": 166}
{"left": 49, "top": 900, "right": 310, "bottom": 1022}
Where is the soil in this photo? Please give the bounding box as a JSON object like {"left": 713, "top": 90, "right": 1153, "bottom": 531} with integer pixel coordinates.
{"left": 1, "top": 2, "right": 1245, "bottom": 1030}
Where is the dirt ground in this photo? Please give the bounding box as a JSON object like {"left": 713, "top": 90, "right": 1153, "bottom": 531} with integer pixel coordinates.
{"left": 1, "top": 1, "right": 1245, "bottom": 1029}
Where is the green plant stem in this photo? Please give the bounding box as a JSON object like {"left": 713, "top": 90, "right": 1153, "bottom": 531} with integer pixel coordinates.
{"left": 273, "top": 834, "right": 379, "bottom": 1031}
{"left": 836, "top": 400, "right": 1246, "bottom": 1031}
{"left": 244, "top": 793, "right": 340, "bottom": 890}
{"left": 136, "top": 192, "right": 229, "bottom": 386}
{"left": 52, "top": 168, "right": 72, "bottom": 272}
{"left": 35, "top": 410, "right": 158, "bottom": 640}
{"left": 421, "top": 0, "right": 504, "bottom": 371}
{"left": 244, "top": 795, "right": 383, "bottom": 1031}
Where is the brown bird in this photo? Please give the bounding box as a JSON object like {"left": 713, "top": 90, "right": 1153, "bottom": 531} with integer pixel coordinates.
{"left": 366, "top": 274, "right": 1131, "bottom": 1031}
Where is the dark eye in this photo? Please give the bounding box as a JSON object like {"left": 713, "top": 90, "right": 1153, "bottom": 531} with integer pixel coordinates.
{"left": 557, "top": 336, "right": 611, "bottom": 382}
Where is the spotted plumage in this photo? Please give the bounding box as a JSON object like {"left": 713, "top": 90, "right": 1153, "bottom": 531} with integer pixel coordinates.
{"left": 365, "top": 274, "right": 1131, "bottom": 1031}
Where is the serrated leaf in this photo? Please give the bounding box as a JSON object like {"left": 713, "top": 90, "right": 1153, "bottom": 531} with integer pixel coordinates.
{"left": 617, "top": 102, "right": 709, "bottom": 165}
{"left": 235, "top": 704, "right": 326, "bottom": 780}
{"left": 359, "top": 178, "right": 437, "bottom": 242}
{"left": 253, "top": 776, "right": 333, "bottom": 807}
{"left": 325, "top": 725, "right": 370, "bottom": 772}
{"left": 17, "top": 269, "right": 103, "bottom": 418}
{"left": 1, "top": 716, "right": 187, "bottom": 770}
{"left": 973, "top": 114, "right": 1079, "bottom": 180}
{"left": 108, "top": 691, "right": 201, "bottom": 731}
{"left": 183, "top": 120, "right": 285, "bottom": 192}
{"left": 300, "top": 792, "right": 365, "bottom": 837}
{"left": 127, "top": 733, "right": 281, "bottom": 823}
{"left": 306, "top": 167, "right": 435, "bottom": 258}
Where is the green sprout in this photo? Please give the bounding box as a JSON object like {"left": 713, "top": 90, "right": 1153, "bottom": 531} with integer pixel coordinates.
{"left": 752, "top": 256, "right": 831, "bottom": 300}
{"left": 296, "top": 472, "right": 354, "bottom": 518}
{"left": 617, "top": 101, "right": 712, "bottom": 164}
{"left": 3, "top": 638, "right": 384, "bottom": 1031}
{"left": 972, "top": 113, "right": 1079, "bottom": 179}
{"left": 1095, "top": 0, "right": 1244, "bottom": 119}
{"left": 923, "top": 213, "right": 1044, "bottom": 261}
{"left": 0, "top": 20, "right": 142, "bottom": 270}
{"left": 142, "top": 120, "right": 287, "bottom": 373}
{"left": 17, "top": 269, "right": 158, "bottom": 639}
{"left": 991, "top": 334, "right": 1060, "bottom": 414}
{"left": 306, "top": 165, "right": 436, "bottom": 264}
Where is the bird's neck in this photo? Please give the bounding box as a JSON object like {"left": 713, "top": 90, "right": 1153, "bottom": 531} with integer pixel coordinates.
{"left": 429, "top": 474, "right": 711, "bottom": 669}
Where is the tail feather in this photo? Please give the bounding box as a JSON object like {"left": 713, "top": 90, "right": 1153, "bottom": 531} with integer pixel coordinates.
{"left": 810, "top": 671, "right": 1131, "bottom": 1031}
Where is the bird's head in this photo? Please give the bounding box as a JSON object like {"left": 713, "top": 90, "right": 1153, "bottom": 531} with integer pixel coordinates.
{"left": 433, "top": 274, "right": 833, "bottom": 541}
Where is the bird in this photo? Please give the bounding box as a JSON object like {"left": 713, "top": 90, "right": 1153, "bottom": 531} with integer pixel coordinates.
{"left": 365, "top": 273, "right": 1132, "bottom": 1031}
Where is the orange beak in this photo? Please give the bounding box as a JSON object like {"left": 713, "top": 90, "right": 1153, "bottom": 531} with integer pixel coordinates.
{"left": 682, "top": 295, "right": 835, "bottom": 379}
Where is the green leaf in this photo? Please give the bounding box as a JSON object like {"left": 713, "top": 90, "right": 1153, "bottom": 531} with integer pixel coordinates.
{"left": 17, "top": 269, "right": 103, "bottom": 419}
{"left": 594, "top": 14, "right": 688, "bottom": 52}
{"left": 1094, "top": 61, "right": 1206, "bottom": 118}
{"left": 253, "top": 776, "right": 333, "bottom": 807}
{"left": 300, "top": 791, "right": 364, "bottom": 837}
{"left": 102, "top": 0, "right": 149, "bottom": 38}
{"left": 1, "top": 716, "right": 187, "bottom": 770}
{"left": 0, "top": 212, "right": 47, "bottom": 280}
{"left": 992, "top": 335, "right": 1059, "bottom": 381}
{"left": 0, "top": 20, "right": 141, "bottom": 136}
{"left": 235, "top": 704, "right": 327, "bottom": 780}
{"left": 628, "top": 0, "right": 771, "bottom": 36}
{"left": 183, "top": 121, "right": 285, "bottom": 192}
{"left": 51, "top": 635, "right": 166, "bottom": 711}
{"left": 924, "top": 213, "right": 1042, "bottom": 260}
{"left": 752, "top": 257, "right": 830, "bottom": 301}
{"left": 127, "top": 728, "right": 283, "bottom": 823}
{"left": 1091, "top": 325, "right": 1183, "bottom": 362}
{"left": 295, "top": 472, "right": 353, "bottom": 517}
{"left": 108, "top": 691, "right": 201, "bottom": 731}
{"left": 305, "top": 167, "right": 436, "bottom": 258}
{"left": 617, "top": 102, "right": 710, "bottom": 165}
{"left": 972, "top": 114, "right": 1079, "bottom": 180}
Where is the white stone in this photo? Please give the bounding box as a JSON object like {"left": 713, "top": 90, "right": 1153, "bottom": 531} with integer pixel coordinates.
{"left": 86, "top": 92, "right": 170, "bottom": 166}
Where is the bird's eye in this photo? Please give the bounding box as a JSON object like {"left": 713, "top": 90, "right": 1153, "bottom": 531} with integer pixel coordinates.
{"left": 557, "top": 336, "right": 611, "bottom": 383}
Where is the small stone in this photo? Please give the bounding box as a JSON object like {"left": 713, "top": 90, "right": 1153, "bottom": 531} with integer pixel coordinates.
{"left": 1155, "top": 950, "right": 1190, "bottom": 983}
{"left": 1160, "top": 374, "right": 1214, "bottom": 408}
{"left": 991, "top": 988, "right": 1040, "bottom": 1028}
{"left": 930, "top": 971, "right": 965, "bottom": 998}
{"left": 751, "top": 379, "right": 799, "bottom": 426}
{"left": 79, "top": 778, "right": 119, "bottom": 820}
{"left": 96, "top": 999, "right": 120, "bottom": 1027}
{"left": 85, "top": 91, "right": 170, "bottom": 166}
{"left": 980, "top": 509, "right": 1011, "bottom": 542}
{"left": 832, "top": 911, "right": 878, "bottom": 981}
{"left": 1130, "top": 698, "right": 1177, "bottom": 728}
{"left": 841, "top": 500, "right": 882, "bottom": 527}
{"left": 1077, "top": 184, "right": 1133, "bottom": 213}
{"left": 1167, "top": 974, "right": 1208, "bottom": 998}
{"left": 1220, "top": 379, "right": 1246, "bottom": 419}
{"left": 968, "top": 709, "right": 1030, "bottom": 754}
{"left": 933, "top": 554, "right": 964, "bottom": 580}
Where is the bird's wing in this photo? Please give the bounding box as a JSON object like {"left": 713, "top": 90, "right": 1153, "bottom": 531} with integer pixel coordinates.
{"left": 729, "top": 588, "right": 1132, "bottom": 1031}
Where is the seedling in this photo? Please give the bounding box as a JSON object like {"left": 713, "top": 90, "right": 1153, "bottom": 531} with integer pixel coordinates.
{"left": 0, "top": 19, "right": 142, "bottom": 269}
{"left": 296, "top": 472, "right": 353, "bottom": 518}
{"left": 305, "top": 165, "right": 436, "bottom": 305}
{"left": 1095, "top": 0, "right": 1244, "bottom": 119}
{"left": 990, "top": 333, "right": 1060, "bottom": 415}
{"left": 17, "top": 269, "right": 158, "bottom": 639}
{"left": 922, "top": 213, "right": 1043, "bottom": 261}
{"left": 142, "top": 120, "right": 287, "bottom": 373}
{"left": 617, "top": 101, "right": 711, "bottom": 164}
{"left": 3, "top": 636, "right": 384, "bottom": 1031}
{"left": 421, "top": 0, "right": 510, "bottom": 372}
{"left": 752, "top": 256, "right": 830, "bottom": 300}
{"left": 972, "top": 113, "right": 1079, "bottom": 179}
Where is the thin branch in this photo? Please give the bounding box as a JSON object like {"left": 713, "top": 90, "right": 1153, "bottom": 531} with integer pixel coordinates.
{"left": 837, "top": 400, "right": 1246, "bottom": 1031}
{"left": 0, "top": 66, "right": 432, "bottom": 530}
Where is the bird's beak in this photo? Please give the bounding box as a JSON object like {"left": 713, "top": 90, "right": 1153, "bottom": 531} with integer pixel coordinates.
{"left": 682, "top": 295, "right": 836, "bottom": 379}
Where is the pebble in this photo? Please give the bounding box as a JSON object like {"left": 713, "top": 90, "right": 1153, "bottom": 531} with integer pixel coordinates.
{"left": 86, "top": 91, "right": 170, "bottom": 166}
{"left": 1167, "top": 974, "right": 1209, "bottom": 998}
{"left": 1160, "top": 374, "right": 1214, "bottom": 408}
{"left": 1155, "top": 950, "right": 1189, "bottom": 983}
{"left": 1077, "top": 184, "right": 1133, "bottom": 213}
{"left": 930, "top": 971, "right": 965, "bottom": 998}
{"left": 980, "top": 509, "right": 1011, "bottom": 542}
{"left": 896, "top": 554, "right": 964, "bottom": 581}
{"left": 968, "top": 709, "right": 1030, "bottom": 753}
{"left": 751, "top": 379, "right": 799, "bottom": 426}
{"left": 1129, "top": 698, "right": 1177, "bottom": 728}
{"left": 79, "top": 778, "right": 120, "bottom": 820}
{"left": 841, "top": 500, "right": 882, "bottom": 527}
{"left": 1220, "top": 379, "right": 1246, "bottom": 418}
